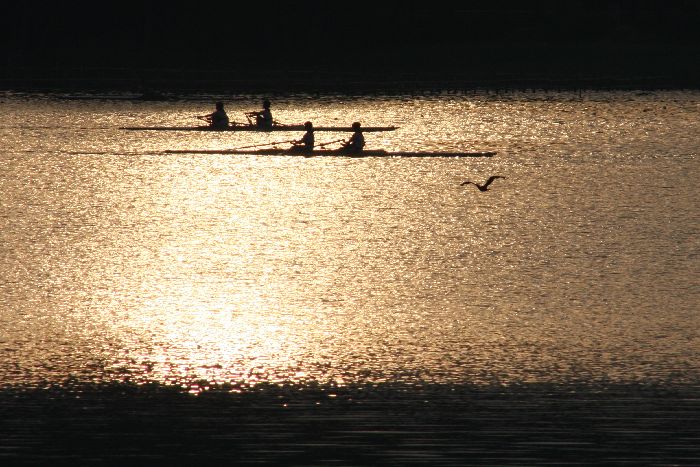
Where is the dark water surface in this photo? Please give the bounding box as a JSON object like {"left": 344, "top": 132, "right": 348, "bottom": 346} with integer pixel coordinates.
{"left": 1, "top": 91, "right": 698, "bottom": 464}
{"left": 2, "top": 382, "right": 700, "bottom": 465}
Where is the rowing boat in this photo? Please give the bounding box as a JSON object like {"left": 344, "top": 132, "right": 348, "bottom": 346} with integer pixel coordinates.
{"left": 121, "top": 124, "right": 398, "bottom": 132}
{"left": 163, "top": 148, "right": 497, "bottom": 157}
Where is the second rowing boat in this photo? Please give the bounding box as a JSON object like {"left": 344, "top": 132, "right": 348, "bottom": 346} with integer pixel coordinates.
{"left": 163, "top": 148, "right": 497, "bottom": 157}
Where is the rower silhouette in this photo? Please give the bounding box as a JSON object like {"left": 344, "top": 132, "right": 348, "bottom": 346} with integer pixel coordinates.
{"left": 197, "top": 101, "right": 229, "bottom": 128}
{"left": 460, "top": 176, "right": 505, "bottom": 191}
{"left": 246, "top": 99, "right": 273, "bottom": 129}
{"left": 339, "top": 122, "right": 365, "bottom": 154}
{"left": 289, "top": 121, "right": 315, "bottom": 152}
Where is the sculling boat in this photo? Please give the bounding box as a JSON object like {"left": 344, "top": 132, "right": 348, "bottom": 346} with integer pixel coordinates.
{"left": 163, "top": 148, "right": 497, "bottom": 157}
{"left": 121, "top": 124, "right": 398, "bottom": 132}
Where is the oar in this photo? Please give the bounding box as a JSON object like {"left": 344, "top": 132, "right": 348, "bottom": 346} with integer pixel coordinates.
{"left": 316, "top": 138, "right": 345, "bottom": 148}
{"left": 274, "top": 121, "right": 306, "bottom": 127}
{"left": 233, "top": 139, "right": 296, "bottom": 150}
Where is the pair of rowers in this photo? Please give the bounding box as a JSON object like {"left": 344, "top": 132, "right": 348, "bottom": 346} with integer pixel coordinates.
{"left": 199, "top": 100, "right": 273, "bottom": 129}
{"left": 289, "top": 121, "right": 365, "bottom": 154}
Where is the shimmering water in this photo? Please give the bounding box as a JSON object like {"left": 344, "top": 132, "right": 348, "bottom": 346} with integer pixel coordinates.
{"left": 1, "top": 90, "right": 698, "bottom": 391}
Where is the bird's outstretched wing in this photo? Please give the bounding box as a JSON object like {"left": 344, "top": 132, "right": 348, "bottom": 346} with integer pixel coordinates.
{"left": 483, "top": 175, "right": 505, "bottom": 188}
{"left": 460, "top": 180, "right": 473, "bottom": 186}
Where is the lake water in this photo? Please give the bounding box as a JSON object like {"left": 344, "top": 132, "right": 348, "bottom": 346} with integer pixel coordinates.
{"left": 1, "top": 90, "right": 698, "bottom": 392}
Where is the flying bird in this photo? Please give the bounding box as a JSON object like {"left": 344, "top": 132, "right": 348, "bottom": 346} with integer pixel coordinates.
{"left": 460, "top": 176, "right": 505, "bottom": 191}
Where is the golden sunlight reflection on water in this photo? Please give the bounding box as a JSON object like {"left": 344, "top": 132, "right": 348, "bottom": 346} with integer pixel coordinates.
{"left": 1, "top": 91, "right": 699, "bottom": 389}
